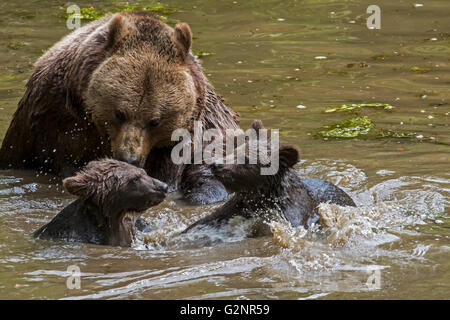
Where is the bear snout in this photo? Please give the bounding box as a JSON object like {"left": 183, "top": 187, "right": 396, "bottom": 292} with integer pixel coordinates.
{"left": 112, "top": 123, "right": 152, "bottom": 168}
{"left": 141, "top": 174, "right": 168, "bottom": 195}
{"left": 153, "top": 179, "right": 168, "bottom": 194}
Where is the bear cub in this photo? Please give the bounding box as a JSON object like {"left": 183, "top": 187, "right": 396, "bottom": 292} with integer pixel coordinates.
{"left": 183, "top": 120, "right": 355, "bottom": 235}
{"left": 33, "top": 159, "right": 168, "bottom": 247}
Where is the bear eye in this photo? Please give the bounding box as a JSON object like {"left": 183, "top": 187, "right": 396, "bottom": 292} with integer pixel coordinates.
{"left": 130, "top": 175, "right": 141, "bottom": 184}
{"left": 146, "top": 119, "right": 160, "bottom": 128}
{"left": 115, "top": 109, "right": 126, "bottom": 123}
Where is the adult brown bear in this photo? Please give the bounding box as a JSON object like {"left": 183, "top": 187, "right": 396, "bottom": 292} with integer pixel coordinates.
{"left": 0, "top": 12, "right": 239, "bottom": 204}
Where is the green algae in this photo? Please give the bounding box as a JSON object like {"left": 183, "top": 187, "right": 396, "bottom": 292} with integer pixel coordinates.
{"left": 61, "top": 6, "right": 104, "bottom": 21}
{"left": 317, "top": 116, "right": 419, "bottom": 140}
{"left": 61, "top": 2, "right": 178, "bottom": 23}
{"left": 7, "top": 42, "right": 24, "bottom": 50}
{"left": 62, "top": 6, "right": 104, "bottom": 21}
{"left": 376, "top": 130, "right": 417, "bottom": 139}
{"left": 317, "top": 116, "right": 374, "bottom": 138}
{"left": 410, "top": 66, "right": 431, "bottom": 72}
{"left": 323, "top": 103, "right": 394, "bottom": 113}
{"left": 79, "top": 7, "right": 104, "bottom": 20}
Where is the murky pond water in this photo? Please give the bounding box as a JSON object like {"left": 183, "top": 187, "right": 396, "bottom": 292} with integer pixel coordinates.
{"left": 0, "top": 0, "right": 449, "bottom": 299}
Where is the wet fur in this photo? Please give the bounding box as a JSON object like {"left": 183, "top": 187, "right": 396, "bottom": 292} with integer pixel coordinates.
{"left": 183, "top": 120, "right": 356, "bottom": 235}
{"left": 33, "top": 159, "right": 167, "bottom": 247}
{"left": 0, "top": 12, "right": 238, "bottom": 205}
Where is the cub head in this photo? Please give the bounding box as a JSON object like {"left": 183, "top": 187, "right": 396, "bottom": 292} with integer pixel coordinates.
{"left": 62, "top": 158, "right": 168, "bottom": 215}
{"left": 211, "top": 120, "right": 300, "bottom": 193}
{"left": 85, "top": 13, "right": 200, "bottom": 167}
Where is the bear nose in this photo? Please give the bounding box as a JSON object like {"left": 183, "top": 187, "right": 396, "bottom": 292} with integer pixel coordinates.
{"left": 153, "top": 180, "right": 168, "bottom": 193}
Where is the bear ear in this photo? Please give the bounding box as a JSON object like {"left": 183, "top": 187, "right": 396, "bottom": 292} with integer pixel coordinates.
{"left": 173, "top": 23, "right": 192, "bottom": 57}
{"left": 63, "top": 174, "right": 97, "bottom": 200}
{"left": 105, "top": 14, "right": 130, "bottom": 51}
{"left": 279, "top": 145, "right": 300, "bottom": 168}
{"left": 251, "top": 119, "right": 264, "bottom": 131}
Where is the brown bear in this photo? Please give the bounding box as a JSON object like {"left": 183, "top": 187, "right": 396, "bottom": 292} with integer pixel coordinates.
{"left": 33, "top": 159, "right": 168, "bottom": 247}
{"left": 0, "top": 11, "right": 238, "bottom": 205}
{"left": 183, "top": 120, "right": 355, "bottom": 235}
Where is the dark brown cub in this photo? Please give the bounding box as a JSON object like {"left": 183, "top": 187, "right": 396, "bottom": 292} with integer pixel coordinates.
{"left": 33, "top": 159, "right": 167, "bottom": 247}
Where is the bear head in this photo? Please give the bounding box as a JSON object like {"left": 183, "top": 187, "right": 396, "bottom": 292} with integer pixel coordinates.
{"left": 211, "top": 120, "right": 300, "bottom": 194}
{"left": 62, "top": 158, "right": 168, "bottom": 246}
{"left": 84, "top": 12, "right": 200, "bottom": 167}
{"left": 62, "top": 158, "right": 168, "bottom": 217}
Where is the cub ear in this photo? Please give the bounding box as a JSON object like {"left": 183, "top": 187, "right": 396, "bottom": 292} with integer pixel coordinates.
{"left": 251, "top": 119, "right": 264, "bottom": 131}
{"left": 279, "top": 145, "right": 300, "bottom": 168}
{"left": 173, "top": 23, "right": 192, "bottom": 57}
{"left": 63, "top": 173, "right": 96, "bottom": 200}
{"left": 105, "top": 14, "right": 130, "bottom": 51}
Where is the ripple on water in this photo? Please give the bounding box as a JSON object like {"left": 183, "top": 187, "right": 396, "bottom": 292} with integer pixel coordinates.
{"left": 296, "top": 159, "right": 368, "bottom": 192}
{"left": 0, "top": 160, "right": 447, "bottom": 298}
{"left": 124, "top": 167, "right": 447, "bottom": 297}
